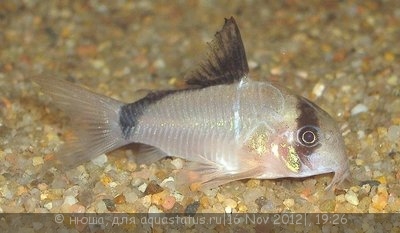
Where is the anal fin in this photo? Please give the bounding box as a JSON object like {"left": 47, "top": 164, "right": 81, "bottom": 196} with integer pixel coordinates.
{"left": 134, "top": 145, "right": 168, "bottom": 165}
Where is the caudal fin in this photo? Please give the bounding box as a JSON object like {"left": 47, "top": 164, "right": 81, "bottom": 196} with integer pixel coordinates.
{"left": 34, "top": 76, "right": 128, "bottom": 169}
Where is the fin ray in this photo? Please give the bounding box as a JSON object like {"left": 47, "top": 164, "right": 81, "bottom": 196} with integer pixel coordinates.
{"left": 34, "top": 76, "right": 128, "bottom": 169}
{"left": 135, "top": 145, "right": 168, "bottom": 165}
{"left": 185, "top": 17, "right": 249, "bottom": 87}
{"left": 179, "top": 161, "right": 265, "bottom": 190}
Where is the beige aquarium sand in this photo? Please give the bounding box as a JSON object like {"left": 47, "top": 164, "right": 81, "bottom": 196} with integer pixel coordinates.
{"left": 0, "top": 1, "right": 399, "bottom": 232}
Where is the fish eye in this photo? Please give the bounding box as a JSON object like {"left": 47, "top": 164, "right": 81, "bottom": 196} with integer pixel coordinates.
{"left": 298, "top": 126, "right": 319, "bottom": 147}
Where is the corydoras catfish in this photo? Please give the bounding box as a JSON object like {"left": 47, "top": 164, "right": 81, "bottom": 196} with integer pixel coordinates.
{"left": 35, "top": 17, "right": 349, "bottom": 190}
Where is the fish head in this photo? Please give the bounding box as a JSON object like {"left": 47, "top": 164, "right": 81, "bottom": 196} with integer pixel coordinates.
{"left": 276, "top": 97, "right": 350, "bottom": 189}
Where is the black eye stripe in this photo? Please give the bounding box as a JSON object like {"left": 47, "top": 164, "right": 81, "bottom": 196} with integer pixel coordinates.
{"left": 296, "top": 97, "right": 319, "bottom": 130}
{"left": 295, "top": 97, "right": 321, "bottom": 163}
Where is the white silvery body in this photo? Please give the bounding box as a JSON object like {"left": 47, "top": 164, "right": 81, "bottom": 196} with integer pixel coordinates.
{"left": 34, "top": 17, "right": 349, "bottom": 190}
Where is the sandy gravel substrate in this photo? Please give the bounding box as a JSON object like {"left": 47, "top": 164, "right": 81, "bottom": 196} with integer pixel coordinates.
{"left": 0, "top": 1, "right": 399, "bottom": 232}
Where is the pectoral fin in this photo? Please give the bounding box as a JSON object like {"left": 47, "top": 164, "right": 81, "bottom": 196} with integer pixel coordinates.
{"left": 177, "top": 150, "right": 265, "bottom": 190}
{"left": 178, "top": 162, "right": 265, "bottom": 190}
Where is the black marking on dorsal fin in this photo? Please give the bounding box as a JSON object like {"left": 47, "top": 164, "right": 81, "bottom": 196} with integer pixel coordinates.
{"left": 185, "top": 17, "right": 249, "bottom": 88}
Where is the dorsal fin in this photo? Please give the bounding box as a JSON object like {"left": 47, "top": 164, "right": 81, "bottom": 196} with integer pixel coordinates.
{"left": 185, "top": 17, "right": 249, "bottom": 87}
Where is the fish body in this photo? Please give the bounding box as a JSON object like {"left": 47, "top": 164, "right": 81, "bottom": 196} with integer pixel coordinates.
{"left": 35, "top": 17, "right": 349, "bottom": 189}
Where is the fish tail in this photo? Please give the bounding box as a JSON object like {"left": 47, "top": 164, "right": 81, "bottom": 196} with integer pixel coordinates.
{"left": 34, "top": 76, "right": 128, "bottom": 169}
